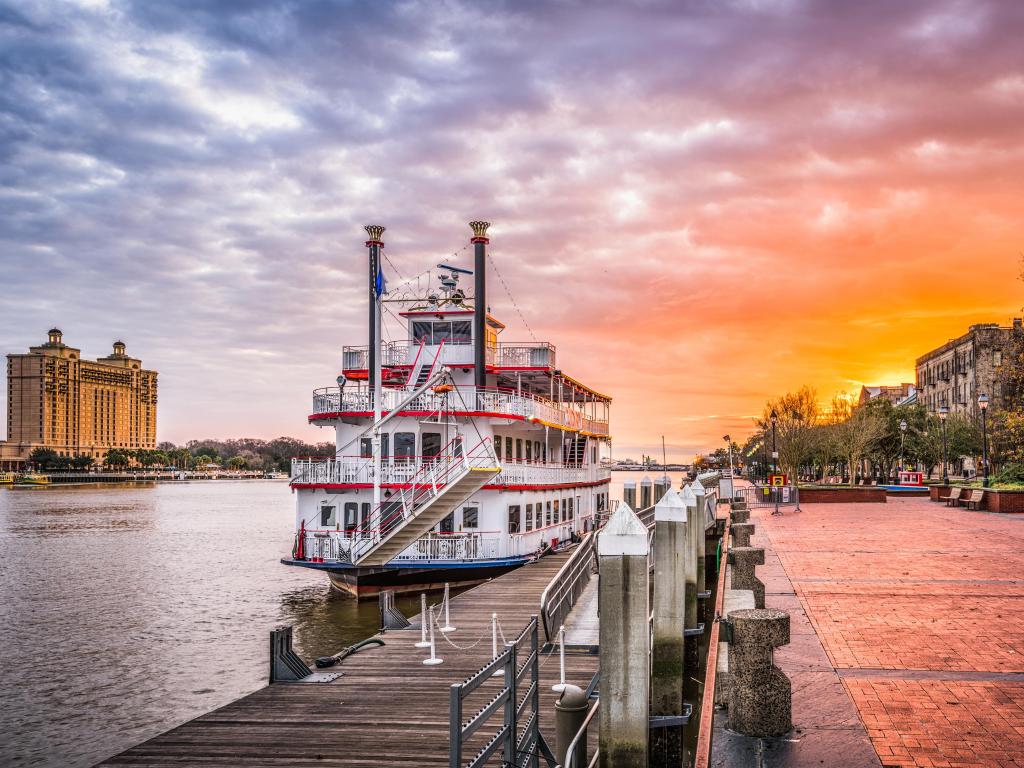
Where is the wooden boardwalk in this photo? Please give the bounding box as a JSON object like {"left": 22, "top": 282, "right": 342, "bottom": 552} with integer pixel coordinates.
{"left": 101, "top": 550, "right": 598, "bottom": 767}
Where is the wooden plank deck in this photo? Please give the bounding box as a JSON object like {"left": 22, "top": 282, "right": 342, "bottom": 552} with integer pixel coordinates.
{"left": 100, "top": 550, "right": 599, "bottom": 767}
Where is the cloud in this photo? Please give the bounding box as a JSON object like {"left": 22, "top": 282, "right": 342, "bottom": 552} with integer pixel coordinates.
{"left": 1, "top": 0, "right": 1023, "bottom": 461}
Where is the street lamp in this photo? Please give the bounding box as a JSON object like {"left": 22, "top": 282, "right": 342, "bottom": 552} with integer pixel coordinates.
{"left": 978, "top": 393, "right": 990, "bottom": 487}
{"left": 899, "top": 419, "right": 907, "bottom": 477}
{"left": 770, "top": 409, "right": 779, "bottom": 476}
{"left": 938, "top": 406, "right": 949, "bottom": 484}
{"left": 723, "top": 434, "right": 734, "bottom": 478}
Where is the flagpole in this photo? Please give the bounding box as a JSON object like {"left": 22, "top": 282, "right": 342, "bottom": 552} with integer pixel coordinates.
{"left": 365, "top": 225, "right": 386, "bottom": 518}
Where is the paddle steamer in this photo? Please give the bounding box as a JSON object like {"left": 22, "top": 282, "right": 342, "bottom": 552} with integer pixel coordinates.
{"left": 281, "top": 222, "right": 612, "bottom": 597}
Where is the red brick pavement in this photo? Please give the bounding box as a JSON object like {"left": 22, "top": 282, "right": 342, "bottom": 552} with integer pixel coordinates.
{"left": 759, "top": 497, "right": 1024, "bottom": 767}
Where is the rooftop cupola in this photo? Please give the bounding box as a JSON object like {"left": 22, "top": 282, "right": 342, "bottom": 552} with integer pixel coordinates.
{"left": 47, "top": 328, "right": 63, "bottom": 346}
{"left": 112, "top": 341, "right": 126, "bottom": 356}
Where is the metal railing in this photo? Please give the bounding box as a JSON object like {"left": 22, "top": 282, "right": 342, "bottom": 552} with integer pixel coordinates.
{"left": 539, "top": 532, "right": 596, "bottom": 643}
{"left": 301, "top": 531, "right": 503, "bottom": 563}
{"left": 734, "top": 484, "right": 800, "bottom": 510}
{"left": 343, "top": 341, "right": 557, "bottom": 372}
{"left": 310, "top": 385, "right": 609, "bottom": 436}
{"left": 449, "top": 616, "right": 542, "bottom": 768}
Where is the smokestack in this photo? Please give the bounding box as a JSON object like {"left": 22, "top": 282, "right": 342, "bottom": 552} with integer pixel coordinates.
{"left": 470, "top": 221, "right": 490, "bottom": 389}
{"left": 364, "top": 225, "right": 385, "bottom": 392}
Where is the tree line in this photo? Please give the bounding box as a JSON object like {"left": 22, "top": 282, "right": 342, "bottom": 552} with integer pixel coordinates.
{"left": 27, "top": 437, "right": 334, "bottom": 473}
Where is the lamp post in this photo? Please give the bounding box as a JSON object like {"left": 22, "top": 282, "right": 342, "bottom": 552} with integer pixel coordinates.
{"left": 978, "top": 393, "right": 990, "bottom": 487}
{"left": 723, "top": 434, "right": 733, "bottom": 477}
{"left": 938, "top": 406, "right": 949, "bottom": 484}
{"left": 899, "top": 419, "right": 907, "bottom": 478}
{"left": 762, "top": 432, "right": 769, "bottom": 484}
{"left": 770, "top": 409, "right": 779, "bottom": 477}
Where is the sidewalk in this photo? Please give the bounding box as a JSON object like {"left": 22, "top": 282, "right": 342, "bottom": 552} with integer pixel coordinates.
{"left": 725, "top": 497, "right": 1024, "bottom": 768}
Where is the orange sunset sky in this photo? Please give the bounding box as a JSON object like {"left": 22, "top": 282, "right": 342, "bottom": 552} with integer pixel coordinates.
{"left": 1, "top": 1, "right": 1023, "bottom": 460}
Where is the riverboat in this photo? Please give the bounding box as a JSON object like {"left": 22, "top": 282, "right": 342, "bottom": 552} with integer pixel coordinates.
{"left": 16, "top": 473, "right": 50, "bottom": 486}
{"left": 0, "top": 472, "right": 14, "bottom": 484}
{"left": 281, "top": 222, "right": 612, "bottom": 598}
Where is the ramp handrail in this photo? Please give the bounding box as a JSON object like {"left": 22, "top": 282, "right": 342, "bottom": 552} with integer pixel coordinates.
{"left": 539, "top": 532, "right": 596, "bottom": 643}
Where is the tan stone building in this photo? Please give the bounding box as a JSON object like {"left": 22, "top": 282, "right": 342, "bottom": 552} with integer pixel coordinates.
{"left": 915, "top": 320, "right": 1020, "bottom": 417}
{"left": 0, "top": 329, "right": 158, "bottom": 469}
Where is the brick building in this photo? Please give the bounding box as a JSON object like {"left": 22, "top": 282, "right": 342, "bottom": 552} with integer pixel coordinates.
{"left": 0, "top": 329, "right": 158, "bottom": 470}
{"left": 858, "top": 383, "right": 916, "bottom": 406}
{"left": 915, "top": 320, "right": 1020, "bottom": 417}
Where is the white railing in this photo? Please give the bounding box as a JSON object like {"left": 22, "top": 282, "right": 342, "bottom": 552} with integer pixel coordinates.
{"left": 342, "top": 341, "right": 557, "bottom": 371}
{"left": 291, "top": 458, "right": 610, "bottom": 488}
{"left": 309, "top": 385, "right": 609, "bottom": 436}
{"left": 302, "top": 531, "right": 503, "bottom": 563}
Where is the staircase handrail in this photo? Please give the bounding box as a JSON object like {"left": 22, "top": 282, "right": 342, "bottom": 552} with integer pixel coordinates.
{"left": 539, "top": 530, "right": 596, "bottom": 643}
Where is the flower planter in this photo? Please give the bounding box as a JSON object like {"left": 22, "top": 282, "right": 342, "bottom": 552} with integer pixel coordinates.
{"left": 797, "top": 487, "right": 887, "bottom": 503}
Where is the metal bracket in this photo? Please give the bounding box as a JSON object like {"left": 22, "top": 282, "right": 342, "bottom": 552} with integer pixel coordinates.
{"left": 683, "top": 622, "right": 705, "bottom": 638}
{"left": 649, "top": 704, "right": 693, "bottom": 728}
{"left": 717, "top": 615, "right": 734, "bottom": 644}
{"left": 698, "top": 590, "right": 712, "bottom": 600}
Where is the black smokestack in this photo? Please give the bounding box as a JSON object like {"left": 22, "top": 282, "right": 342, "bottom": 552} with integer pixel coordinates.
{"left": 364, "top": 225, "right": 385, "bottom": 392}
{"left": 469, "top": 221, "right": 490, "bottom": 389}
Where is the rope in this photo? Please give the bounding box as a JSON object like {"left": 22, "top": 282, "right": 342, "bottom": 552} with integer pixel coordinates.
{"left": 431, "top": 606, "right": 490, "bottom": 650}
{"left": 487, "top": 252, "right": 539, "bottom": 343}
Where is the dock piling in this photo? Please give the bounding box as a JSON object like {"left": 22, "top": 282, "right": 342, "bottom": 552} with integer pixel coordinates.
{"left": 729, "top": 547, "right": 766, "bottom": 609}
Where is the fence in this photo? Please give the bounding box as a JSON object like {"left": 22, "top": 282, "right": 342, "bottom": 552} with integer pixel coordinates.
{"left": 539, "top": 533, "right": 596, "bottom": 643}
{"left": 734, "top": 484, "right": 800, "bottom": 510}
{"left": 449, "top": 616, "right": 544, "bottom": 768}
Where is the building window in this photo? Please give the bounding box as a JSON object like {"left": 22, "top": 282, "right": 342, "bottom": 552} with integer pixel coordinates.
{"left": 508, "top": 505, "right": 521, "bottom": 534}
{"left": 525, "top": 503, "right": 534, "bottom": 531}
{"left": 462, "top": 506, "right": 479, "bottom": 529}
{"left": 995, "top": 350, "right": 1003, "bottom": 367}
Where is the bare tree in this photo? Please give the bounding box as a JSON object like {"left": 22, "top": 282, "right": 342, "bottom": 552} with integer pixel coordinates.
{"left": 759, "top": 386, "right": 820, "bottom": 480}
{"left": 826, "top": 394, "right": 887, "bottom": 486}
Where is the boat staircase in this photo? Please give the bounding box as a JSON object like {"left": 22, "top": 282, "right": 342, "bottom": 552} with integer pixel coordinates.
{"left": 565, "top": 435, "right": 588, "bottom": 466}
{"left": 407, "top": 338, "right": 446, "bottom": 391}
{"left": 348, "top": 439, "right": 500, "bottom": 566}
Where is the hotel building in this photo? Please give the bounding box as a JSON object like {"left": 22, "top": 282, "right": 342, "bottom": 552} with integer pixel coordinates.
{"left": 0, "top": 329, "right": 158, "bottom": 469}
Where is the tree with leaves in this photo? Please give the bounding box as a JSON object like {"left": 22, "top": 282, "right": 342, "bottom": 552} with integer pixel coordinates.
{"left": 826, "top": 395, "right": 887, "bottom": 486}
{"left": 759, "top": 386, "right": 820, "bottom": 480}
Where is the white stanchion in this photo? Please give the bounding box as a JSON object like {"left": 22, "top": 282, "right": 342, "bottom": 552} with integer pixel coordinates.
{"left": 491, "top": 613, "right": 504, "bottom": 677}
{"left": 415, "top": 593, "right": 431, "bottom": 648}
{"left": 423, "top": 605, "right": 443, "bottom": 666}
{"left": 440, "top": 582, "right": 456, "bottom": 633}
{"left": 552, "top": 624, "right": 567, "bottom": 692}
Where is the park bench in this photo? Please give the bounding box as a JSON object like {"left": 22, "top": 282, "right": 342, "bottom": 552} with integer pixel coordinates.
{"left": 965, "top": 489, "right": 985, "bottom": 510}
{"left": 945, "top": 487, "right": 962, "bottom": 507}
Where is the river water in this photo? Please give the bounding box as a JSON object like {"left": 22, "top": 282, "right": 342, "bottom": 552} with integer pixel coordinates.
{"left": 0, "top": 472, "right": 687, "bottom": 767}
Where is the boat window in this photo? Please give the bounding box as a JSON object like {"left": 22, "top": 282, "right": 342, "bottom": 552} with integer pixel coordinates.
{"left": 525, "top": 441, "right": 532, "bottom": 462}
{"left": 422, "top": 432, "right": 442, "bottom": 460}
{"left": 554, "top": 499, "right": 560, "bottom": 523}
{"left": 535, "top": 442, "right": 542, "bottom": 463}
{"left": 462, "top": 506, "right": 478, "bottom": 529}
{"left": 413, "top": 322, "right": 432, "bottom": 344}
{"left": 453, "top": 435, "right": 464, "bottom": 458}
{"left": 546, "top": 501, "right": 552, "bottom": 527}
{"left": 508, "top": 505, "right": 521, "bottom": 534}
{"left": 516, "top": 439, "right": 523, "bottom": 461}
{"left": 575, "top": 495, "right": 581, "bottom": 520}
{"left": 541, "top": 444, "right": 547, "bottom": 462}
{"left": 345, "top": 503, "right": 359, "bottom": 530}
{"left": 535, "top": 501, "right": 543, "bottom": 530}
{"left": 321, "top": 505, "right": 337, "bottom": 527}
{"left": 394, "top": 433, "right": 415, "bottom": 463}
{"left": 525, "top": 503, "right": 534, "bottom": 531}
{"left": 432, "top": 322, "right": 451, "bottom": 345}
{"left": 360, "top": 438, "right": 372, "bottom": 459}
{"left": 381, "top": 433, "right": 389, "bottom": 459}
{"left": 450, "top": 321, "right": 472, "bottom": 344}
{"left": 494, "top": 436, "right": 502, "bottom": 460}
{"left": 439, "top": 513, "right": 454, "bottom": 534}
{"left": 360, "top": 502, "right": 370, "bottom": 530}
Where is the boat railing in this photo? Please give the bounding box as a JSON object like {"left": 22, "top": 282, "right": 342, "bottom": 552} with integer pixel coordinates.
{"left": 342, "top": 341, "right": 556, "bottom": 371}
{"left": 302, "top": 530, "right": 503, "bottom": 563}
{"left": 309, "top": 385, "right": 609, "bottom": 435}
{"left": 538, "top": 530, "right": 596, "bottom": 643}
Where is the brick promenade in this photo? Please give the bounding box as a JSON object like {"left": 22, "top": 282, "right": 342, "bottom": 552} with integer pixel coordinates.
{"left": 759, "top": 497, "right": 1024, "bottom": 768}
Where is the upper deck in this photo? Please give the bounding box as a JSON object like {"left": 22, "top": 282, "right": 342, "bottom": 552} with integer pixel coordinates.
{"left": 342, "top": 340, "right": 557, "bottom": 374}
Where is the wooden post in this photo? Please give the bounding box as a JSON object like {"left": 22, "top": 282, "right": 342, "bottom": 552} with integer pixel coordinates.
{"left": 651, "top": 489, "right": 687, "bottom": 766}
{"left": 598, "top": 501, "right": 650, "bottom": 768}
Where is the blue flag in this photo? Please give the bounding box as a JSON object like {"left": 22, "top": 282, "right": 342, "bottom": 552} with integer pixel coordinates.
{"left": 375, "top": 265, "right": 386, "bottom": 297}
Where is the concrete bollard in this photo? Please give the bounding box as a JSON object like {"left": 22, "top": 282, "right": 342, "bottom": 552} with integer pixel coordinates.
{"left": 623, "top": 480, "right": 637, "bottom": 511}
{"left": 730, "top": 505, "right": 750, "bottom": 524}
{"left": 731, "top": 522, "right": 754, "bottom": 548}
{"left": 653, "top": 475, "right": 669, "bottom": 505}
{"left": 640, "top": 475, "right": 653, "bottom": 510}
{"left": 680, "top": 484, "right": 699, "bottom": 669}
{"left": 598, "top": 501, "right": 650, "bottom": 768}
{"left": 555, "top": 684, "right": 590, "bottom": 768}
{"left": 691, "top": 478, "right": 707, "bottom": 600}
{"left": 729, "top": 547, "right": 766, "bottom": 609}
{"left": 725, "top": 608, "right": 792, "bottom": 737}
{"left": 651, "top": 489, "right": 687, "bottom": 766}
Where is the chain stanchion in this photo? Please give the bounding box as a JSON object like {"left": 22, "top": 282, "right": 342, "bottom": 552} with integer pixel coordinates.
{"left": 423, "top": 605, "right": 443, "bottom": 666}
{"left": 491, "top": 613, "right": 504, "bottom": 677}
{"left": 552, "top": 624, "right": 567, "bottom": 692}
{"left": 441, "top": 582, "right": 456, "bottom": 633}
{"left": 415, "top": 593, "right": 431, "bottom": 648}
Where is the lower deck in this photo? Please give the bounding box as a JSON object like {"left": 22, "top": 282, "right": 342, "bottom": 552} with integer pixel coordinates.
{"left": 100, "top": 548, "right": 599, "bottom": 767}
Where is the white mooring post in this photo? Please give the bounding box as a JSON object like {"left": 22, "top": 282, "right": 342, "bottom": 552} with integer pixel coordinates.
{"left": 652, "top": 488, "right": 687, "bottom": 765}
{"left": 423, "top": 604, "right": 443, "bottom": 666}
{"left": 691, "top": 478, "right": 707, "bottom": 598}
{"left": 441, "top": 582, "right": 456, "bottom": 633}
{"left": 416, "top": 593, "right": 431, "bottom": 648}
{"left": 681, "top": 484, "right": 699, "bottom": 662}
{"left": 491, "top": 613, "right": 504, "bottom": 677}
{"left": 598, "top": 501, "right": 650, "bottom": 768}
{"left": 552, "top": 624, "right": 567, "bottom": 692}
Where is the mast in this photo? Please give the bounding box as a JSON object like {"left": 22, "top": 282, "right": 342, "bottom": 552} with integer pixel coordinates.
{"left": 365, "top": 225, "right": 385, "bottom": 513}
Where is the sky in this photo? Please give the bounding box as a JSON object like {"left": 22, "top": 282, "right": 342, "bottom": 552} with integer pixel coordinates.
{"left": 1, "top": 0, "right": 1023, "bottom": 461}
